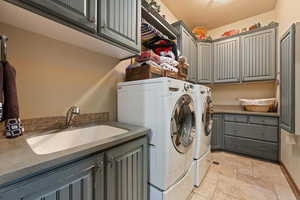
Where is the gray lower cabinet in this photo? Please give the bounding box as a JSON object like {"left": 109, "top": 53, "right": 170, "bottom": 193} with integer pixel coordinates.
{"left": 106, "top": 137, "right": 148, "bottom": 200}
{"left": 224, "top": 136, "right": 278, "bottom": 161}
{"left": 280, "top": 24, "right": 296, "bottom": 133}
{"left": 211, "top": 114, "right": 224, "bottom": 150}
{"left": 23, "top": 0, "right": 97, "bottom": 32}
{"left": 0, "top": 153, "right": 105, "bottom": 200}
{"left": 213, "top": 37, "right": 240, "bottom": 83}
{"left": 99, "top": 0, "right": 141, "bottom": 52}
{"left": 211, "top": 113, "right": 279, "bottom": 161}
{"left": 0, "top": 137, "right": 148, "bottom": 200}
{"left": 197, "top": 42, "right": 212, "bottom": 83}
{"left": 241, "top": 28, "right": 276, "bottom": 81}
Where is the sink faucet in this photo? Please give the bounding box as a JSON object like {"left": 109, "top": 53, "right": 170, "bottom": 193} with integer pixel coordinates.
{"left": 65, "top": 106, "right": 80, "bottom": 128}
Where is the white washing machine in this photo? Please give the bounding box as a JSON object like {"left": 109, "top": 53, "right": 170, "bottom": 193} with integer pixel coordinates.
{"left": 192, "top": 85, "right": 213, "bottom": 187}
{"left": 118, "top": 78, "right": 196, "bottom": 200}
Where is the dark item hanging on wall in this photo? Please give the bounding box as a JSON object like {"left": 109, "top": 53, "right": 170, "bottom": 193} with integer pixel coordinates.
{"left": 143, "top": 36, "right": 179, "bottom": 60}
{"left": 0, "top": 35, "right": 24, "bottom": 138}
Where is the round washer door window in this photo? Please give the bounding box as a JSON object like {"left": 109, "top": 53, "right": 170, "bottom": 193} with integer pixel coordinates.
{"left": 171, "top": 94, "right": 195, "bottom": 154}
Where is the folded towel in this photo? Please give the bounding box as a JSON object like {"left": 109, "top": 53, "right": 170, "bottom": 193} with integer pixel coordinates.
{"left": 160, "top": 56, "right": 179, "bottom": 67}
{"left": 2, "top": 62, "right": 23, "bottom": 138}
{"left": 161, "top": 63, "right": 178, "bottom": 73}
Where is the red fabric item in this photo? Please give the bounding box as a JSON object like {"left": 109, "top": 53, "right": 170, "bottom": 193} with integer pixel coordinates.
{"left": 135, "top": 50, "right": 161, "bottom": 64}
{"left": 153, "top": 40, "right": 172, "bottom": 56}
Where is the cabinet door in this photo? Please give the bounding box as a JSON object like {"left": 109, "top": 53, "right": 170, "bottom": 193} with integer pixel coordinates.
{"left": 211, "top": 114, "right": 224, "bottom": 150}
{"left": 189, "top": 39, "right": 198, "bottom": 82}
{"left": 106, "top": 137, "right": 148, "bottom": 200}
{"left": 241, "top": 29, "right": 276, "bottom": 81}
{"left": 23, "top": 0, "right": 97, "bottom": 32}
{"left": 213, "top": 37, "right": 240, "bottom": 83}
{"left": 197, "top": 42, "right": 212, "bottom": 83}
{"left": 181, "top": 28, "right": 191, "bottom": 62}
{"left": 280, "top": 25, "right": 296, "bottom": 133}
{"left": 99, "top": 0, "right": 141, "bottom": 52}
{"left": 0, "top": 154, "right": 105, "bottom": 200}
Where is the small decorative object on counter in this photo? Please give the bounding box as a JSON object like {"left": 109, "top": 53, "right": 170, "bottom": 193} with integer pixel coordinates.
{"left": 5, "top": 118, "right": 24, "bottom": 138}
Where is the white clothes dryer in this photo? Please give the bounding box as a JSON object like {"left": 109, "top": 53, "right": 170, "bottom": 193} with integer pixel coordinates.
{"left": 118, "top": 78, "right": 196, "bottom": 199}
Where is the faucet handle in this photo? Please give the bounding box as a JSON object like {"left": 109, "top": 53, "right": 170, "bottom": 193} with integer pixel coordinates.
{"left": 71, "top": 106, "right": 80, "bottom": 115}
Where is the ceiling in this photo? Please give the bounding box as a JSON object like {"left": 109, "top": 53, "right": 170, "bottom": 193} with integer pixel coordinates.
{"left": 160, "top": 0, "right": 277, "bottom": 30}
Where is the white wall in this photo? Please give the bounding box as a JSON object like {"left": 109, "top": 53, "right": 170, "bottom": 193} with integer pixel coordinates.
{"left": 275, "top": 0, "right": 300, "bottom": 189}
{"left": 0, "top": 1, "right": 177, "bottom": 120}
{"left": 211, "top": 82, "right": 276, "bottom": 106}
{"left": 208, "top": 10, "right": 277, "bottom": 39}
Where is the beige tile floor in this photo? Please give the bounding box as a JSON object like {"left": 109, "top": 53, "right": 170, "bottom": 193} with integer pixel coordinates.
{"left": 191, "top": 152, "right": 297, "bottom": 200}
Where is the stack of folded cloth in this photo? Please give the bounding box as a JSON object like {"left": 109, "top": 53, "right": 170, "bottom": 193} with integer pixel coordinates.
{"left": 128, "top": 50, "right": 180, "bottom": 73}
{"left": 160, "top": 56, "right": 178, "bottom": 72}
{"left": 141, "top": 22, "right": 162, "bottom": 43}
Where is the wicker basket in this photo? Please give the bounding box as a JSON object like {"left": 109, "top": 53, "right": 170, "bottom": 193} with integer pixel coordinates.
{"left": 125, "top": 64, "right": 162, "bottom": 82}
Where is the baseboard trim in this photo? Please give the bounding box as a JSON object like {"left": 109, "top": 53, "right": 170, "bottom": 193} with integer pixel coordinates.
{"left": 280, "top": 162, "right": 300, "bottom": 200}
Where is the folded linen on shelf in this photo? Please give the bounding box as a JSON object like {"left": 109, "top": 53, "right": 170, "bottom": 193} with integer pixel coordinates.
{"left": 161, "top": 63, "right": 178, "bottom": 73}
{"left": 160, "top": 56, "right": 179, "bottom": 67}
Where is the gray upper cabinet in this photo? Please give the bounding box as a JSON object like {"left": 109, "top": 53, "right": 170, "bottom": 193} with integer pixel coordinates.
{"left": 0, "top": 153, "right": 105, "bottom": 200}
{"left": 280, "top": 24, "right": 296, "bottom": 133}
{"left": 23, "top": 0, "right": 97, "bottom": 32}
{"left": 181, "top": 28, "right": 197, "bottom": 82}
{"left": 99, "top": 0, "right": 141, "bottom": 52}
{"left": 173, "top": 21, "right": 198, "bottom": 82}
{"left": 106, "top": 137, "right": 148, "bottom": 200}
{"left": 241, "top": 28, "right": 276, "bottom": 81}
{"left": 189, "top": 36, "right": 198, "bottom": 82}
{"left": 213, "top": 37, "right": 240, "bottom": 83}
{"left": 197, "top": 42, "right": 212, "bottom": 83}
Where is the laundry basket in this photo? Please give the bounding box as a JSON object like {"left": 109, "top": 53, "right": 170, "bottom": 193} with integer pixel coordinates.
{"left": 239, "top": 98, "right": 277, "bottom": 112}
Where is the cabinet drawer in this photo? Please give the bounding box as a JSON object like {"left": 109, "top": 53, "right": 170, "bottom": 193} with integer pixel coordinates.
{"left": 248, "top": 116, "right": 278, "bottom": 126}
{"left": 224, "top": 136, "right": 278, "bottom": 161}
{"left": 224, "top": 114, "right": 248, "bottom": 123}
{"left": 224, "top": 122, "right": 278, "bottom": 142}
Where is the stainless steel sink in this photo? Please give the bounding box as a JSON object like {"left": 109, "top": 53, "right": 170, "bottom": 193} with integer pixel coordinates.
{"left": 26, "top": 125, "right": 128, "bottom": 155}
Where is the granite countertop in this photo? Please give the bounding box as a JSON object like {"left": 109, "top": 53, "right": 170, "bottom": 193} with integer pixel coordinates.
{"left": 0, "top": 122, "right": 149, "bottom": 187}
{"left": 213, "top": 105, "right": 279, "bottom": 117}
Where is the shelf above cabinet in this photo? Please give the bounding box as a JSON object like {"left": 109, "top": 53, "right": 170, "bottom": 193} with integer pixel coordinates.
{"left": 0, "top": 0, "right": 138, "bottom": 59}
{"left": 141, "top": 0, "right": 178, "bottom": 40}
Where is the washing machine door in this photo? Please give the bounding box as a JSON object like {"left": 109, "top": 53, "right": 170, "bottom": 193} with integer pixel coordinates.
{"left": 171, "top": 94, "right": 196, "bottom": 154}
{"left": 203, "top": 95, "right": 213, "bottom": 136}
